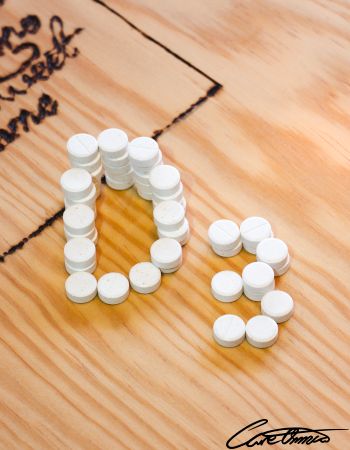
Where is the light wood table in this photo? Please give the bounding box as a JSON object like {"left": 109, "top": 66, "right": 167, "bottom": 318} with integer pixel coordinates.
{"left": 0, "top": 0, "right": 349, "bottom": 448}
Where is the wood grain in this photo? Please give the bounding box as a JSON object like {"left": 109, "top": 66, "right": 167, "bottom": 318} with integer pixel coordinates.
{"left": 0, "top": 0, "right": 349, "bottom": 449}
{"left": 0, "top": 0, "right": 210, "bottom": 253}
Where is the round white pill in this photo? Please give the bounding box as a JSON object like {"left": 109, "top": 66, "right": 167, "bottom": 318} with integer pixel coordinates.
{"left": 150, "top": 238, "right": 182, "bottom": 269}
{"left": 67, "top": 133, "right": 98, "bottom": 163}
{"left": 211, "top": 241, "right": 242, "bottom": 258}
{"left": 65, "top": 183, "right": 96, "bottom": 207}
{"left": 261, "top": 290, "right": 294, "bottom": 323}
{"left": 129, "top": 262, "right": 161, "bottom": 294}
{"left": 208, "top": 220, "right": 240, "bottom": 251}
{"left": 65, "top": 197, "right": 96, "bottom": 215}
{"left": 240, "top": 216, "right": 272, "bottom": 254}
{"left": 103, "top": 163, "right": 131, "bottom": 176}
{"left": 246, "top": 315, "right": 278, "bottom": 348}
{"left": 150, "top": 165, "right": 181, "bottom": 196}
{"left": 135, "top": 178, "right": 151, "bottom": 188}
{"left": 65, "top": 272, "right": 97, "bottom": 303}
{"left": 97, "top": 273, "right": 129, "bottom": 305}
{"left": 102, "top": 150, "right": 130, "bottom": 167}
{"left": 133, "top": 151, "right": 163, "bottom": 175}
{"left": 157, "top": 219, "right": 190, "bottom": 245}
{"left": 105, "top": 168, "right": 133, "bottom": 184}
{"left": 152, "top": 183, "right": 184, "bottom": 203}
{"left": 63, "top": 204, "right": 95, "bottom": 235}
{"left": 133, "top": 170, "right": 151, "bottom": 185}
{"left": 106, "top": 176, "right": 134, "bottom": 191}
{"left": 242, "top": 262, "right": 275, "bottom": 289}
{"left": 153, "top": 200, "right": 185, "bottom": 231}
{"left": 213, "top": 314, "right": 246, "bottom": 348}
{"left": 257, "top": 238, "right": 288, "bottom": 265}
{"left": 128, "top": 137, "right": 159, "bottom": 167}
{"left": 160, "top": 263, "right": 182, "bottom": 274}
{"left": 64, "top": 237, "right": 96, "bottom": 268}
{"left": 153, "top": 193, "right": 186, "bottom": 210}
{"left": 98, "top": 128, "right": 128, "bottom": 156}
{"left": 60, "top": 168, "right": 92, "bottom": 199}
{"left": 211, "top": 271, "right": 243, "bottom": 302}
{"left": 135, "top": 184, "right": 153, "bottom": 200}
{"left": 64, "top": 226, "right": 98, "bottom": 244}
{"left": 135, "top": 178, "right": 152, "bottom": 191}
{"left": 135, "top": 177, "right": 152, "bottom": 189}
{"left": 274, "top": 255, "right": 291, "bottom": 276}
{"left": 71, "top": 157, "right": 102, "bottom": 178}
{"left": 136, "top": 186, "right": 152, "bottom": 197}
{"left": 65, "top": 259, "right": 96, "bottom": 275}
{"left": 64, "top": 201, "right": 96, "bottom": 218}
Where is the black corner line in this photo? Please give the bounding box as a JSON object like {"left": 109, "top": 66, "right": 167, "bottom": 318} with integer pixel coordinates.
{"left": 152, "top": 83, "right": 222, "bottom": 140}
{"left": 0, "top": 4, "right": 224, "bottom": 263}
{"left": 92, "top": 0, "right": 222, "bottom": 87}
{"left": 0, "top": 208, "right": 64, "bottom": 263}
{"left": 0, "top": 82, "right": 222, "bottom": 263}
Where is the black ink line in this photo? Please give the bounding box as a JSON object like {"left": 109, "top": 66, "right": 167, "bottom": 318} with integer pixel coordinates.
{"left": 152, "top": 84, "right": 222, "bottom": 139}
{"left": 92, "top": 0, "right": 222, "bottom": 88}
{"left": 92, "top": 0, "right": 223, "bottom": 136}
{"left": 0, "top": 208, "right": 64, "bottom": 262}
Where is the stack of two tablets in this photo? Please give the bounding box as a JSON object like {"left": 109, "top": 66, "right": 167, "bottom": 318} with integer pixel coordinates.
{"left": 63, "top": 204, "right": 98, "bottom": 244}
{"left": 67, "top": 134, "right": 103, "bottom": 197}
{"left": 64, "top": 237, "right": 96, "bottom": 275}
{"left": 150, "top": 164, "right": 186, "bottom": 211}
{"left": 208, "top": 220, "right": 242, "bottom": 257}
{"left": 150, "top": 238, "right": 183, "bottom": 274}
{"left": 153, "top": 200, "right": 190, "bottom": 246}
{"left": 60, "top": 168, "right": 97, "bottom": 214}
{"left": 128, "top": 137, "right": 163, "bottom": 200}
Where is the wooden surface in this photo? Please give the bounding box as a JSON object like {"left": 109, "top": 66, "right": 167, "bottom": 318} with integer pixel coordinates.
{"left": 0, "top": 0, "right": 210, "bottom": 253}
{"left": 0, "top": 0, "right": 349, "bottom": 449}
